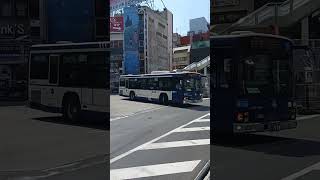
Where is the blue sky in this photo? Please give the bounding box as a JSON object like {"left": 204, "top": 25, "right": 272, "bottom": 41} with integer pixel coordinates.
{"left": 154, "top": 0, "right": 210, "bottom": 36}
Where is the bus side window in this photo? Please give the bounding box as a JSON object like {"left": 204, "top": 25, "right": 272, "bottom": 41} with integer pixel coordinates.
{"left": 218, "top": 58, "right": 232, "bottom": 89}
{"left": 141, "top": 78, "right": 147, "bottom": 89}
{"left": 120, "top": 78, "right": 125, "bottom": 87}
{"left": 125, "top": 80, "right": 129, "bottom": 88}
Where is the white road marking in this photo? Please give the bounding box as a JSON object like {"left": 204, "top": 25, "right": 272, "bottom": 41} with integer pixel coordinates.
{"left": 194, "top": 118, "right": 210, "bottom": 122}
{"left": 174, "top": 127, "right": 210, "bottom": 132}
{"left": 281, "top": 161, "right": 320, "bottom": 180}
{"left": 110, "top": 113, "right": 210, "bottom": 164}
{"left": 110, "top": 160, "right": 201, "bottom": 180}
{"left": 110, "top": 107, "right": 165, "bottom": 122}
{"left": 141, "top": 139, "right": 210, "bottom": 150}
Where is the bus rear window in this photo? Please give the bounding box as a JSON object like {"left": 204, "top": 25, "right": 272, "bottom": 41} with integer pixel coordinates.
{"left": 30, "top": 55, "right": 49, "bottom": 79}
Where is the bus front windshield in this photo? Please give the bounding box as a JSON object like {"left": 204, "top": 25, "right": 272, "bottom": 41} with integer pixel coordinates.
{"left": 184, "top": 77, "right": 201, "bottom": 92}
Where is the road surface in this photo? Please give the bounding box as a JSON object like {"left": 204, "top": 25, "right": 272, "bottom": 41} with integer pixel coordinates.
{"left": 110, "top": 96, "right": 210, "bottom": 180}
{"left": 213, "top": 114, "right": 320, "bottom": 180}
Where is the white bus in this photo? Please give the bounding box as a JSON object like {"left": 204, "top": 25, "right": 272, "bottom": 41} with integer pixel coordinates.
{"left": 28, "top": 41, "right": 110, "bottom": 121}
{"left": 119, "top": 71, "right": 203, "bottom": 105}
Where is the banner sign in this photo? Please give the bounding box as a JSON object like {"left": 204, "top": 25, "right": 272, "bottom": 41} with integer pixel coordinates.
{"left": 124, "top": 6, "right": 140, "bottom": 74}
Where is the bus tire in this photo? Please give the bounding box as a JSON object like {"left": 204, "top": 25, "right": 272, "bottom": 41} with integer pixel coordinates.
{"left": 129, "top": 91, "right": 135, "bottom": 101}
{"left": 160, "top": 94, "right": 169, "bottom": 106}
{"left": 62, "top": 95, "right": 81, "bottom": 122}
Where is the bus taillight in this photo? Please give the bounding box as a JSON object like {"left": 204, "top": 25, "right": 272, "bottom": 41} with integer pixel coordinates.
{"left": 236, "top": 112, "right": 249, "bottom": 122}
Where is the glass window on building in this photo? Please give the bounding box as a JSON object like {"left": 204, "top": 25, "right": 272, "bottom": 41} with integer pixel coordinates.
{"left": 95, "top": 0, "right": 106, "bottom": 17}
{"left": 29, "top": 0, "right": 39, "bottom": 19}
{"left": 15, "top": 0, "right": 27, "bottom": 17}
{"left": 0, "top": 0, "right": 12, "bottom": 16}
{"left": 96, "top": 18, "right": 108, "bottom": 37}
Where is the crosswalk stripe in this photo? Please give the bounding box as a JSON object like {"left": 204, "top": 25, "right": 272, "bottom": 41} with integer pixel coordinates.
{"left": 141, "top": 139, "right": 210, "bottom": 150}
{"left": 194, "top": 118, "right": 210, "bottom": 122}
{"left": 174, "top": 127, "right": 210, "bottom": 132}
{"left": 110, "top": 160, "right": 201, "bottom": 180}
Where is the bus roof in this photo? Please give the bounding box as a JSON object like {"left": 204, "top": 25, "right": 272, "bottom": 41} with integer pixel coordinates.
{"left": 120, "top": 71, "right": 201, "bottom": 78}
{"left": 30, "top": 41, "right": 110, "bottom": 52}
{"left": 211, "top": 32, "right": 293, "bottom": 43}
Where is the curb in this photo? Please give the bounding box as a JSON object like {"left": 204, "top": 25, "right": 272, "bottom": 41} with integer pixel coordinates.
{"left": 194, "top": 160, "right": 210, "bottom": 180}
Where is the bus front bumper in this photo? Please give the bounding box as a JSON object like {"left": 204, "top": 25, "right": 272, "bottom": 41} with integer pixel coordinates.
{"left": 183, "top": 98, "right": 203, "bottom": 104}
{"left": 233, "top": 120, "right": 297, "bottom": 133}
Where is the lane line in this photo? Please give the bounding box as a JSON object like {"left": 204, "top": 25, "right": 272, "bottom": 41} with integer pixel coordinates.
{"left": 281, "top": 161, "right": 320, "bottom": 180}
{"left": 110, "top": 160, "right": 201, "bottom": 180}
{"left": 194, "top": 119, "right": 210, "bottom": 122}
{"left": 174, "top": 127, "right": 210, "bottom": 132}
{"left": 110, "top": 113, "right": 210, "bottom": 164}
{"left": 141, "top": 139, "right": 210, "bottom": 150}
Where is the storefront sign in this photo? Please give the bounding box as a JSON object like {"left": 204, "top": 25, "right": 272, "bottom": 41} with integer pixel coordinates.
{"left": 0, "top": 24, "right": 25, "bottom": 38}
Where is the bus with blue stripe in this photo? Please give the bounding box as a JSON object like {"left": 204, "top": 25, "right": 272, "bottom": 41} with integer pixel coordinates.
{"left": 119, "top": 71, "right": 203, "bottom": 105}
{"left": 211, "top": 32, "right": 297, "bottom": 136}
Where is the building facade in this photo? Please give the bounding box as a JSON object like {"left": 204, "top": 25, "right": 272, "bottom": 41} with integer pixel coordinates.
{"left": 43, "top": 0, "right": 109, "bottom": 43}
{"left": 190, "top": 40, "right": 210, "bottom": 64}
{"left": 0, "top": 0, "right": 41, "bottom": 98}
{"left": 172, "top": 45, "right": 191, "bottom": 70}
{"left": 137, "top": 6, "right": 172, "bottom": 74}
{"left": 189, "top": 17, "right": 209, "bottom": 34}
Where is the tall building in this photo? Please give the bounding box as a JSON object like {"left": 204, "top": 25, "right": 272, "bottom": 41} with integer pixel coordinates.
{"left": 189, "top": 17, "right": 209, "bottom": 34}
{"left": 122, "top": 6, "right": 172, "bottom": 74}
{"left": 141, "top": 6, "right": 172, "bottom": 74}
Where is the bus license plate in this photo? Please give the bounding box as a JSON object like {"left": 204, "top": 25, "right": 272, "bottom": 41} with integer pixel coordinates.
{"left": 269, "top": 123, "right": 281, "bottom": 131}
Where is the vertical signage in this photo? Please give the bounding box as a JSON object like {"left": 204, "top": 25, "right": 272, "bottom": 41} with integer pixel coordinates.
{"left": 110, "top": 16, "right": 124, "bottom": 32}
{"left": 124, "top": 6, "right": 140, "bottom": 74}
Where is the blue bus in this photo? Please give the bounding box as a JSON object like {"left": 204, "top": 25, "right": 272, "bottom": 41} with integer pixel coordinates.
{"left": 119, "top": 71, "right": 203, "bottom": 105}
{"left": 211, "top": 32, "right": 297, "bottom": 136}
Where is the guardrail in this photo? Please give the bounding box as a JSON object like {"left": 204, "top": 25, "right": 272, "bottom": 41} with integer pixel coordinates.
{"left": 184, "top": 56, "right": 210, "bottom": 71}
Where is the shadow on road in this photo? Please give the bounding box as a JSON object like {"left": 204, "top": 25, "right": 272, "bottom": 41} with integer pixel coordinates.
{"left": 120, "top": 98, "right": 210, "bottom": 112}
{"left": 213, "top": 134, "right": 320, "bottom": 157}
{"left": 0, "top": 100, "right": 27, "bottom": 107}
{"left": 33, "top": 116, "right": 109, "bottom": 131}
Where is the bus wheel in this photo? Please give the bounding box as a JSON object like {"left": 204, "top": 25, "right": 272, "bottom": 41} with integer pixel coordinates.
{"left": 63, "top": 96, "right": 81, "bottom": 122}
{"left": 160, "top": 94, "right": 169, "bottom": 106}
{"left": 129, "top": 91, "right": 135, "bottom": 101}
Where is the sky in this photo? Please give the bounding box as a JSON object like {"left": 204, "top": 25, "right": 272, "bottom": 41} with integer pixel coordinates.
{"left": 153, "top": 0, "right": 210, "bottom": 36}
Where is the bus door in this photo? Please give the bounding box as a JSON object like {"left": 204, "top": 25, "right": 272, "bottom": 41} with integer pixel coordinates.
{"left": 212, "top": 49, "right": 237, "bottom": 134}
{"left": 46, "top": 55, "right": 59, "bottom": 107}
{"left": 125, "top": 79, "right": 129, "bottom": 96}
{"left": 150, "top": 78, "right": 159, "bottom": 99}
